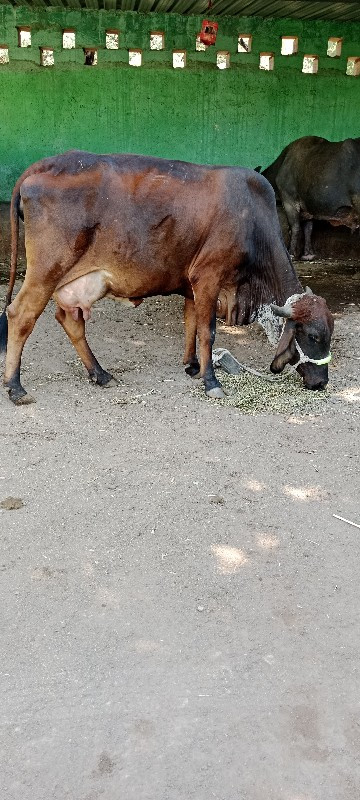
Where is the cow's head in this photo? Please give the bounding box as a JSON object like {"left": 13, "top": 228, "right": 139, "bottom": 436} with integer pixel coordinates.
{"left": 270, "top": 289, "right": 334, "bottom": 390}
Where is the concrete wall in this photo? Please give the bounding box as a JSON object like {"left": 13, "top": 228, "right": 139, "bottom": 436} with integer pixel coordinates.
{"left": 0, "top": 7, "right": 359, "bottom": 200}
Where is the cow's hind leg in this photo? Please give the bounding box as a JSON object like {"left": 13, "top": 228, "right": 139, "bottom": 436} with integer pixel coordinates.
{"left": 281, "top": 196, "right": 302, "bottom": 259}
{"left": 301, "top": 220, "right": 315, "bottom": 261}
{"left": 55, "top": 306, "right": 116, "bottom": 387}
{"left": 4, "top": 284, "right": 52, "bottom": 404}
{"left": 183, "top": 297, "right": 200, "bottom": 378}
{"left": 192, "top": 283, "right": 224, "bottom": 399}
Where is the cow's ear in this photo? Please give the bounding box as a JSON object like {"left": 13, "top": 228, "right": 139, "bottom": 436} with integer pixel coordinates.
{"left": 270, "top": 320, "right": 296, "bottom": 374}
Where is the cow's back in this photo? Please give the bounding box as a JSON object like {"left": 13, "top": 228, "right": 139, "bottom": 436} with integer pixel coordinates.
{"left": 18, "top": 149, "right": 231, "bottom": 188}
{"left": 19, "top": 150, "right": 277, "bottom": 252}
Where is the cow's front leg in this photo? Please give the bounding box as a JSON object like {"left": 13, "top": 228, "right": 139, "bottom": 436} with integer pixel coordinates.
{"left": 183, "top": 296, "right": 200, "bottom": 378}
{"left": 301, "top": 220, "right": 315, "bottom": 261}
{"left": 194, "top": 291, "right": 224, "bottom": 399}
{"left": 55, "top": 306, "right": 116, "bottom": 387}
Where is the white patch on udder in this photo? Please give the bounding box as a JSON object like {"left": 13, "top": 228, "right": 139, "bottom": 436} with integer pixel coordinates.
{"left": 54, "top": 271, "right": 107, "bottom": 321}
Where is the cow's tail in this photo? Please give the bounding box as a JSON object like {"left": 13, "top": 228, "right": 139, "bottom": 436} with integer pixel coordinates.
{"left": 0, "top": 183, "right": 21, "bottom": 353}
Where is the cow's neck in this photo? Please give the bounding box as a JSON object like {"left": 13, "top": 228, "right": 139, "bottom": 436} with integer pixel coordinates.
{"left": 273, "top": 242, "right": 303, "bottom": 304}
{"left": 250, "top": 242, "right": 303, "bottom": 345}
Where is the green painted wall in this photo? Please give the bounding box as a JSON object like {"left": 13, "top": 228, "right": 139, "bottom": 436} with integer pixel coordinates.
{"left": 0, "top": 6, "right": 359, "bottom": 200}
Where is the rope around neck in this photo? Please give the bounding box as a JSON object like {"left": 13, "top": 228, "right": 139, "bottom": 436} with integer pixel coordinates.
{"left": 285, "top": 340, "right": 332, "bottom": 375}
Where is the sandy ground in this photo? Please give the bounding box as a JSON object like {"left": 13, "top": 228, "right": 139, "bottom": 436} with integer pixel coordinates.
{"left": 0, "top": 276, "right": 360, "bottom": 800}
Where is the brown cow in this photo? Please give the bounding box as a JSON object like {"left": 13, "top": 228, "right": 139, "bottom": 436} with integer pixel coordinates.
{"left": 0, "top": 151, "right": 333, "bottom": 404}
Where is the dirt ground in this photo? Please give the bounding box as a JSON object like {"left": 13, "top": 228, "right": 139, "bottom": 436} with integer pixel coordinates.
{"left": 1, "top": 250, "right": 360, "bottom": 799}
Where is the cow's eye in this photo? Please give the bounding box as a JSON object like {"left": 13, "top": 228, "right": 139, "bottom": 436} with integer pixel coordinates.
{"left": 308, "top": 333, "right": 319, "bottom": 343}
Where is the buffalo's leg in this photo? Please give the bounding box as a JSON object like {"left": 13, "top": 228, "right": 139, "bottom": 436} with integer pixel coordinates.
{"left": 183, "top": 297, "right": 200, "bottom": 378}
{"left": 282, "top": 197, "right": 302, "bottom": 258}
{"left": 193, "top": 287, "right": 224, "bottom": 399}
{"left": 55, "top": 305, "right": 115, "bottom": 386}
{"left": 4, "top": 283, "right": 53, "bottom": 404}
{"left": 301, "top": 220, "right": 315, "bottom": 261}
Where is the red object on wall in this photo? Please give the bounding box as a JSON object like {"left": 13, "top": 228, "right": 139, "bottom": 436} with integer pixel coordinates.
{"left": 199, "top": 20, "right": 218, "bottom": 46}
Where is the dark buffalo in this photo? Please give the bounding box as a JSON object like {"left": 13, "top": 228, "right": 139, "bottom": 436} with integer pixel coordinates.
{"left": 0, "top": 151, "right": 333, "bottom": 404}
{"left": 261, "top": 136, "right": 360, "bottom": 260}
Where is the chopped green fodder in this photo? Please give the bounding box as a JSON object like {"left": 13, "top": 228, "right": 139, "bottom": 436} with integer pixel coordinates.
{"left": 194, "top": 372, "right": 329, "bottom": 415}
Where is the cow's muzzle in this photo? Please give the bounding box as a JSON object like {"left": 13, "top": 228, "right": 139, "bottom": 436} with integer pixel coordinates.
{"left": 297, "top": 362, "right": 329, "bottom": 391}
{"left": 293, "top": 340, "right": 331, "bottom": 390}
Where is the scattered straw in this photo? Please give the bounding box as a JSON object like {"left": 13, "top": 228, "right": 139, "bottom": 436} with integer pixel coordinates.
{"left": 110, "top": 388, "right": 155, "bottom": 406}
{"left": 193, "top": 372, "right": 328, "bottom": 415}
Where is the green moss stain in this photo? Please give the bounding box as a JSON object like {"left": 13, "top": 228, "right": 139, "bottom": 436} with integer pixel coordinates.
{"left": 0, "top": 7, "right": 360, "bottom": 199}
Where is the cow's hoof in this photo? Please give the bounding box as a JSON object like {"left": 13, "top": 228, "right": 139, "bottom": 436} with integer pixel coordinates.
{"left": 9, "top": 391, "right": 35, "bottom": 406}
{"left": 206, "top": 386, "right": 225, "bottom": 399}
{"left": 300, "top": 254, "right": 315, "bottom": 262}
{"left": 185, "top": 362, "right": 201, "bottom": 378}
{"left": 101, "top": 377, "right": 118, "bottom": 389}
{"left": 185, "top": 365, "right": 201, "bottom": 379}
{"left": 89, "top": 369, "right": 116, "bottom": 387}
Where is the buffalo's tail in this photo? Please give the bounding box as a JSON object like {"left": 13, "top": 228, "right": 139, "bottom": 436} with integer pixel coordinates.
{"left": 0, "top": 184, "right": 21, "bottom": 353}
{"left": 261, "top": 146, "right": 290, "bottom": 191}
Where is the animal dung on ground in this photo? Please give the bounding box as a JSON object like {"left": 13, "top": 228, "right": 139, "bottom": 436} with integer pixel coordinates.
{"left": 208, "top": 494, "right": 225, "bottom": 505}
{"left": 0, "top": 496, "right": 24, "bottom": 510}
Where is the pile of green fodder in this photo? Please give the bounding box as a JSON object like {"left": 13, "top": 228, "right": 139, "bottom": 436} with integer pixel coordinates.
{"left": 195, "top": 371, "right": 329, "bottom": 415}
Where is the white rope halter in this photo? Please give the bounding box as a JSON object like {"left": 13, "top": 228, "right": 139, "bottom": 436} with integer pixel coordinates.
{"left": 288, "top": 339, "right": 332, "bottom": 372}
